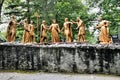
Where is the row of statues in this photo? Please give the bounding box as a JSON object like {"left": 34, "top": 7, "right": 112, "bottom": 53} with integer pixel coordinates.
{"left": 6, "top": 15, "right": 112, "bottom": 44}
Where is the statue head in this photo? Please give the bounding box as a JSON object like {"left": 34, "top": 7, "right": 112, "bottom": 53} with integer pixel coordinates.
{"left": 52, "top": 19, "right": 56, "bottom": 23}
{"left": 11, "top": 15, "right": 16, "bottom": 20}
{"left": 42, "top": 20, "right": 46, "bottom": 24}
{"left": 104, "top": 21, "right": 110, "bottom": 27}
{"left": 76, "top": 17, "right": 80, "bottom": 22}
{"left": 98, "top": 17, "right": 103, "bottom": 21}
{"left": 65, "top": 18, "right": 68, "bottom": 22}
{"left": 30, "top": 21, "right": 33, "bottom": 24}
{"left": 24, "top": 18, "right": 28, "bottom": 23}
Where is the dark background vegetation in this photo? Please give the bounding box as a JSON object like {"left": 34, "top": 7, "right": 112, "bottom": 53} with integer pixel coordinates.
{"left": 0, "top": 0, "right": 120, "bottom": 43}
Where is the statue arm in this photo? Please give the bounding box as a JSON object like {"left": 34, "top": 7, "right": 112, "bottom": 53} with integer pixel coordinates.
{"left": 96, "top": 21, "right": 105, "bottom": 29}
{"left": 49, "top": 25, "right": 52, "bottom": 31}
{"left": 76, "top": 26, "right": 79, "bottom": 29}
{"left": 96, "top": 23, "right": 102, "bottom": 29}
{"left": 17, "top": 20, "right": 22, "bottom": 25}
{"left": 57, "top": 24, "right": 60, "bottom": 33}
{"left": 61, "top": 25, "right": 64, "bottom": 32}
{"left": 43, "top": 25, "right": 49, "bottom": 30}
{"left": 71, "top": 19, "right": 77, "bottom": 24}
{"left": 79, "top": 21, "right": 83, "bottom": 26}
{"left": 76, "top": 21, "right": 83, "bottom": 29}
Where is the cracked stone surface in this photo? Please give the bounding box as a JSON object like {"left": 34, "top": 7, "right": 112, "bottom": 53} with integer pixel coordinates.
{"left": 0, "top": 42, "right": 120, "bottom": 75}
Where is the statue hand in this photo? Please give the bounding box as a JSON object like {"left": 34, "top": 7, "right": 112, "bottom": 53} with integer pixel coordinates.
{"left": 60, "top": 30, "right": 62, "bottom": 33}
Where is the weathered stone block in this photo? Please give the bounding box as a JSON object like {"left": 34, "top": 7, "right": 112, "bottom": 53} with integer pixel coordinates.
{"left": 59, "top": 47, "right": 75, "bottom": 72}
{"left": 0, "top": 43, "right": 120, "bottom": 75}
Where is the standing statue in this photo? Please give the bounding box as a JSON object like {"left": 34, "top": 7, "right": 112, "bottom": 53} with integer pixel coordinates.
{"left": 61, "top": 18, "right": 73, "bottom": 42}
{"left": 40, "top": 20, "right": 48, "bottom": 43}
{"left": 71, "top": 17, "right": 86, "bottom": 42}
{"left": 22, "top": 19, "right": 30, "bottom": 43}
{"left": 96, "top": 17, "right": 112, "bottom": 44}
{"left": 6, "top": 15, "right": 17, "bottom": 42}
{"left": 49, "top": 19, "right": 60, "bottom": 43}
{"left": 29, "top": 21, "right": 35, "bottom": 43}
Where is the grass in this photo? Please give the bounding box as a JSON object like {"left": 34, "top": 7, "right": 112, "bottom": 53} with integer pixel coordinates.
{"left": 0, "top": 70, "right": 39, "bottom": 74}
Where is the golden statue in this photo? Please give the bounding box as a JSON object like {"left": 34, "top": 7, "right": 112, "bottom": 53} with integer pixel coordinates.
{"left": 6, "top": 15, "right": 17, "bottom": 42}
{"left": 96, "top": 17, "right": 112, "bottom": 44}
{"left": 22, "top": 19, "right": 30, "bottom": 43}
{"left": 40, "top": 20, "right": 48, "bottom": 43}
{"left": 71, "top": 17, "right": 86, "bottom": 42}
{"left": 61, "top": 18, "right": 73, "bottom": 42}
{"left": 49, "top": 19, "right": 60, "bottom": 43}
{"left": 29, "top": 21, "right": 35, "bottom": 43}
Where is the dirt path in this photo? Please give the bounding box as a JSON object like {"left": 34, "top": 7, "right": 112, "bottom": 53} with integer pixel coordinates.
{"left": 0, "top": 72, "right": 119, "bottom": 80}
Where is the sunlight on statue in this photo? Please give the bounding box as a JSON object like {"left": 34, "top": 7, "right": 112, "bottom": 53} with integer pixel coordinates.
{"left": 61, "top": 18, "right": 73, "bottom": 42}
{"left": 6, "top": 15, "right": 18, "bottom": 42}
{"left": 49, "top": 19, "right": 60, "bottom": 43}
{"left": 29, "top": 21, "right": 35, "bottom": 43}
{"left": 71, "top": 17, "right": 86, "bottom": 42}
{"left": 96, "top": 17, "right": 112, "bottom": 44}
{"left": 40, "top": 20, "right": 48, "bottom": 43}
{"left": 22, "top": 19, "right": 30, "bottom": 43}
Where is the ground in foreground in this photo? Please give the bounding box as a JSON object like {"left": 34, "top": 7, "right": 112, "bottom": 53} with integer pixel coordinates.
{"left": 0, "top": 72, "right": 120, "bottom": 80}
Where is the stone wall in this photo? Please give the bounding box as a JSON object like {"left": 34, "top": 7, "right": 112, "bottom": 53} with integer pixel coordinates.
{"left": 0, "top": 43, "right": 120, "bottom": 75}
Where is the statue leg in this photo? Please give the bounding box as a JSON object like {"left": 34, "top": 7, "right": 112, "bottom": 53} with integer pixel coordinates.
{"left": 68, "top": 36, "right": 70, "bottom": 42}
{"left": 83, "top": 35, "right": 86, "bottom": 42}
{"left": 11, "top": 32, "right": 15, "bottom": 42}
{"left": 52, "top": 37, "right": 54, "bottom": 43}
{"left": 70, "top": 36, "right": 72, "bottom": 42}
{"left": 40, "top": 36, "right": 44, "bottom": 43}
{"left": 45, "top": 37, "right": 48, "bottom": 43}
{"left": 78, "top": 35, "right": 82, "bottom": 42}
{"left": 66, "top": 35, "right": 69, "bottom": 42}
{"left": 81, "top": 35, "right": 85, "bottom": 42}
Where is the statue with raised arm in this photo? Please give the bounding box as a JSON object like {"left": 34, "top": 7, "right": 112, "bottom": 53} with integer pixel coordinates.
{"left": 22, "top": 19, "right": 30, "bottom": 43}
{"left": 71, "top": 17, "right": 86, "bottom": 42}
{"left": 40, "top": 20, "right": 48, "bottom": 43}
{"left": 49, "top": 19, "right": 60, "bottom": 43}
{"left": 6, "top": 15, "right": 17, "bottom": 42}
{"left": 61, "top": 18, "right": 73, "bottom": 42}
{"left": 96, "top": 17, "right": 112, "bottom": 44}
{"left": 29, "top": 21, "right": 35, "bottom": 43}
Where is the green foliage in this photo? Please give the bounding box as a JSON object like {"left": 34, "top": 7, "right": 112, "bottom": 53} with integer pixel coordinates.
{"left": 1, "top": 0, "right": 120, "bottom": 43}
{"left": 87, "top": 0, "right": 120, "bottom": 35}
{"left": 0, "top": 32, "right": 6, "bottom": 41}
{"left": 16, "top": 27, "right": 23, "bottom": 42}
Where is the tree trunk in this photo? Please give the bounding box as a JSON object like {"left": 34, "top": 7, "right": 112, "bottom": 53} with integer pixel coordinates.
{"left": 26, "top": 0, "right": 30, "bottom": 23}
{"left": 0, "top": 0, "right": 4, "bottom": 23}
{"left": 0, "top": 5, "right": 2, "bottom": 23}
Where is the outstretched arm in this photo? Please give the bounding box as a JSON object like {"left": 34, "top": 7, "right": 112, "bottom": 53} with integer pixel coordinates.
{"left": 96, "top": 21, "right": 105, "bottom": 29}
{"left": 70, "top": 19, "right": 77, "bottom": 24}
{"left": 96, "top": 23, "right": 102, "bottom": 29}
{"left": 57, "top": 24, "right": 60, "bottom": 33}
{"left": 17, "top": 20, "right": 22, "bottom": 25}
{"left": 76, "top": 21, "right": 83, "bottom": 29}
{"left": 48, "top": 25, "right": 52, "bottom": 32}
{"left": 61, "top": 26, "right": 64, "bottom": 32}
